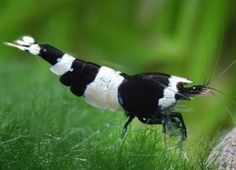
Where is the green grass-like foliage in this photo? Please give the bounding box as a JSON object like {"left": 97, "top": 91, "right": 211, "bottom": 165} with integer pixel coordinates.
{"left": 0, "top": 61, "right": 216, "bottom": 170}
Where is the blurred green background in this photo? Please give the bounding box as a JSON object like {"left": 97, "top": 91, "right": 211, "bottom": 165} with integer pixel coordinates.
{"left": 0, "top": 0, "right": 236, "bottom": 169}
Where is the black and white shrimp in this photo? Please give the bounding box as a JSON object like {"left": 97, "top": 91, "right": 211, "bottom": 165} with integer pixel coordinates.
{"left": 5, "top": 36, "right": 214, "bottom": 141}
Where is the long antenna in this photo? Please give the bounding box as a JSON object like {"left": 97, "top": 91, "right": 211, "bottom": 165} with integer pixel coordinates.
{"left": 214, "top": 57, "right": 236, "bottom": 83}
{"left": 213, "top": 94, "right": 236, "bottom": 125}
{"left": 206, "top": 25, "right": 225, "bottom": 86}
{"left": 209, "top": 86, "right": 236, "bottom": 106}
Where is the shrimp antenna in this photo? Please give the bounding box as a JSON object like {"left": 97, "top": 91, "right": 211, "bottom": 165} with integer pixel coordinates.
{"left": 207, "top": 86, "right": 236, "bottom": 106}
{"left": 213, "top": 94, "right": 236, "bottom": 125}
{"left": 214, "top": 57, "right": 236, "bottom": 83}
{"left": 206, "top": 26, "right": 225, "bottom": 86}
{"left": 207, "top": 86, "right": 224, "bottom": 95}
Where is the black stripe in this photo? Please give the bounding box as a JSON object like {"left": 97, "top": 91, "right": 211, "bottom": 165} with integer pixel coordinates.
{"left": 60, "top": 59, "right": 101, "bottom": 96}
{"left": 118, "top": 73, "right": 170, "bottom": 118}
{"left": 39, "top": 44, "right": 64, "bottom": 65}
{"left": 68, "top": 62, "right": 100, "bottom": 97}
{"left": 60, "top": 59, "right": 86, "bottom": 86}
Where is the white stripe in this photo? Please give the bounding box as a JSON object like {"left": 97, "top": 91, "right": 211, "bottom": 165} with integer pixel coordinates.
{"left": 50, "top": 54, "right": 75, "bottom": 76}
{"left": 158, "top": 75, "right": 192, "bottom": 110}
{"left": 170, "top": 75, "right": 192, "bottom": 84}
{"left": 84, "top": 66, "right": 124, "bottom": 112}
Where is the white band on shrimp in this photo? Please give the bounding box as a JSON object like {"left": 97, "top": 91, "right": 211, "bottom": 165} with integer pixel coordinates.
{"left": 50, "top": 54, "right": 75, "bottom": 76}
